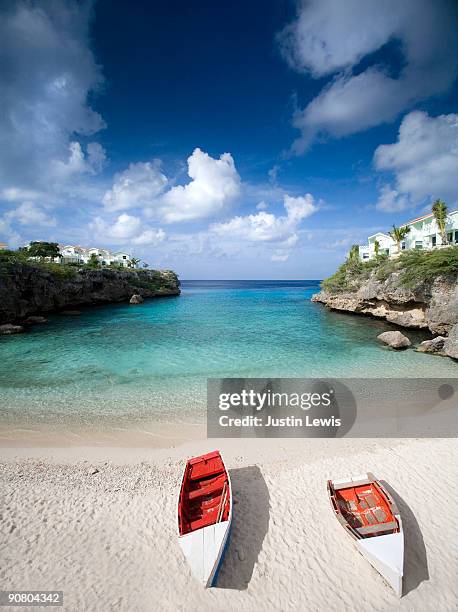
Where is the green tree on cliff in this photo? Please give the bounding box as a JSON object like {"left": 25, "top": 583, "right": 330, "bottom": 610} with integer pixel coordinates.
{"left": 87, "top": 253, "right": 100, "bottom": 268}
{"left": 432, "top": 199, "right": 448, "bottom": 245}
{"left": 389, "top": 225, "right": 410, "bottom": 253}
{"left": 347, "top": 244, "right": 360, "bottom": 263}
{"left": 27, "top": 241, "right": 60, "bottom": 260}
{"left": 374, "top": 239, "right": 380, "bottom": 257}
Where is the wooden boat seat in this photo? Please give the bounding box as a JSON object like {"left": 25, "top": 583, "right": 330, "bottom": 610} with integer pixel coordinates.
{"left": 356, "top": 520, "right": 398, "bottom": 535}
{"left": 188, "top": 479, "right": 224, "bottom": 501}
{"left": 189, "top": 466, "right": 224, "bottom": 481}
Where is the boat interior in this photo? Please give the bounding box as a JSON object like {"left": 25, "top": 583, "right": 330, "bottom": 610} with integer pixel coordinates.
{"left": 178, "top": 451, "right": 231, "bottom": 536}
{"left": 329, "top": 480, "right": 399, "bottom": 538}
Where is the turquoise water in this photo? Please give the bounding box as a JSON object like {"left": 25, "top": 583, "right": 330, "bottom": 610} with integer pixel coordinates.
{"left": 0, "top": 280, "right": 456, "bottom": 426}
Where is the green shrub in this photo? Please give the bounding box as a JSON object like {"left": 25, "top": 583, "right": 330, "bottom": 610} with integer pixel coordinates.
{"left": 32, "top": 261, "right": 77, "bottom": 278}
{"left": 398, "top": 246, "right": 458, "bottom": 286}
{"left": 321, "top": 246, "right": 458, "bottom": 292}
{"left": 0, "top": 249, "right": 28, "bottom": 263}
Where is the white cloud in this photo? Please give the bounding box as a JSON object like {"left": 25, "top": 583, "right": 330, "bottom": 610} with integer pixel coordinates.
{"left": 158, "top": 148, "right": 241, "bottom": 223}
{"left": 279, "top": 0, "right": 458, "bottom": 151}
{"left": 102, "top": 148, "right": 241, "bottom": 224}
{"left": 5, "top": 202, "right": 56, "bottom": 227}
{"left": 90, "top": 214, "right": 165, "bottom": 246}
{"left": 1, "top": 188, "right": 42, "bottom": 203}
{"left": 280, "top": 0, "right": 407, "bottom": 77}
{"left": 0, "top": 1, "right": 105, "bottom": 196}
{"left": 86, "top": 143, "right": 107, "bottom": 174}
{"left": 0, "top": 216, "right": 22, "bottom": 248}
{"left": 131, "top": 228, "right": 166, "bottom": 246}
{"left": 51, "top": 141, "right": 107, "bottom": 181}
{"left": 283, "top": 194, "right": 316, "bottom": 223}
{"left": 95, "top": 214, "right": 141, "bottom": 240}
{"left": 375, "top": 185, "right": 410, "bottom": 213}
{"left": 102, "top": 161, "right": 168, "bottom": 212}
{"left": 271, "top": 251, "right": 290, "bottom": 262}
{"left": 374, "top": 111, "right": 458, "bottom": 209}
{"left": 210, "top": 193, "right": 317, "bottom": 260}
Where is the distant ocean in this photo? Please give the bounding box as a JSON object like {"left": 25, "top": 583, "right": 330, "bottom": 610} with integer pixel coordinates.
{"left": 0, "top": 280, "right": 456, "bottom": 427}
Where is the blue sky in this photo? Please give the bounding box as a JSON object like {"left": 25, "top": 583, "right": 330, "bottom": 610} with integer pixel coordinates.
{"left": 0, "top": 0, "right": 457, "bottom": 279}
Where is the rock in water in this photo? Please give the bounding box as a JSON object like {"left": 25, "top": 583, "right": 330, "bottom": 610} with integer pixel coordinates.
{"left": 377, "top": 331, "right": 411, "bottom": 349}
{"left": 417, "top": 337, "right": 446, "bottom": 354}
{"left": 23, "top": 315, "right": 47, "bottom": 325}
{"left": 443, "top": 324, "right": 458, "bottom": 360}
{"left": 130, "top": 294, "right": 144, "bottom": 304}
{"left": 60, "top": 310, "right": 82, "bottom": 316}
{"left": 0, "top": 323, "right": 24, "bottom": 335}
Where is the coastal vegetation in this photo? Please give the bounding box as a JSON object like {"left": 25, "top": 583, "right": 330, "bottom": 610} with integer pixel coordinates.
{"left": 0, "top": 246, "right": 146, "bottom": 279}
{"left": 322, "top": 245, "right": 458, "bottom": 292}
{"left": 323, "top": 199, "right": 457, "bottom": 292}
{"left": 0, "top": 248, "right": 77, "bottom": 279}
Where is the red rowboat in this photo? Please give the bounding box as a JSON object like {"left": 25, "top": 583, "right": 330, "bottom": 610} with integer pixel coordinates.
{"left": 177, "top": 450, "right": 232, "bottom": 587}
{"left": 328, "top": 473, "right": 404, "bottom": 596}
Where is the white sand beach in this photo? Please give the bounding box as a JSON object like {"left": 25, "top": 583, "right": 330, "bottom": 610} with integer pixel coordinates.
{"left": 1, "top": 437, "right": 457, "bottom": 612}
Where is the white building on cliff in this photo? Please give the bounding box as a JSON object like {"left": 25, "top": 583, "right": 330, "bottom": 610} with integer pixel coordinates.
{"left": 59, "top": 245, "right": 133, "bottom": 267}
{"left": 359, "top": 209, "right": 458, "bottom": 260}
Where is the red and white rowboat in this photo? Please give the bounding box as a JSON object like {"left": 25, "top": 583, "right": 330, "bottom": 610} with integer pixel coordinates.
{"left": 328, "top": 473, "right": 404, "bottom": 596}
{"left": 177, "top": 450, "right": 232, "bottom": 587}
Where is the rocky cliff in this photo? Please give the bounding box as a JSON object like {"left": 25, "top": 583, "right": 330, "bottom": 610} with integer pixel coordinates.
{"left": 312, "top": 271, "right": 458, "bottom": 360}
{"left": 0, "top": 262, "right": 180, "bottom": 324}
{"left": 312, "top": 272, "right": 457, "bottom": 334}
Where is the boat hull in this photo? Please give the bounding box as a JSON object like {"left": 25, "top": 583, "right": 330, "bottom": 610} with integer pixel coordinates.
{"left": 178, "top": 519, "right": 231, "bottom": 587}
{"left": 177, "top": 451, "right": 232, "bottom": 587}
{"left": 357, "top": 531, "right": 403, "bottom": 596}
{"left": 328, "top": 473, "right": 404, "bottom": 596}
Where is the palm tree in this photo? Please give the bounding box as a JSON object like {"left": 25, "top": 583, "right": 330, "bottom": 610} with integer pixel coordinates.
{"left": 389, "top": 224, "right": 410, "bottom": 253}
{"left": 347, "top": 244, "right": 360, "bottom": 264}
{"left": 87, "top": 253, "right": 100, "bottom": 268}
{"left": 374, "top": 239, "right": 380, "bottom": 257}
{"left": 432, "top": 199, "right": 448, "bottom": 245}
{"left": 130, "top": 257, "right": 140, "bottom": 268}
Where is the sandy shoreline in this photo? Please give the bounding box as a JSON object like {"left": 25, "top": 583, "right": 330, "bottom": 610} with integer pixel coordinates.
{"left": 1, "top": 437, "right": 457, "bottom": 612}
{"left": 0, "top": 422, "right": 207, "bottom": 448}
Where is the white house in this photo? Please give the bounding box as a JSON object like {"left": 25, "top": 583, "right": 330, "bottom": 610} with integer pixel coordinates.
{"left": 359, "top": 209, "right": 458, "bottom": 260}
{"left": 59, "top": 244, "right": 134, "bottom": 267}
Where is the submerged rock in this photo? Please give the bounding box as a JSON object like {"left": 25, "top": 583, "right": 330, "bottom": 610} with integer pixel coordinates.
{"left": 60, "top": 310, "right": 82, "bottom": 316}
{"left": 0, "top": 323, "right": 24, "bottom": 335}
{"left": 23, "top": 315, "right": 47, "bottom": 325}
{"left": 129, "top": 294, "right": 144, "bottom": 304}
{"left": 417, "top": 336, "right": 446, "bottom": 354}
{"left": 377, "top": 331, "right": 411, "bottom": 349}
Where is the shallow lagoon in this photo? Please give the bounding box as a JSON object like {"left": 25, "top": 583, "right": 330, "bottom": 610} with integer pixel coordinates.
{"left": 0, "top": 280, "right": 455, "bottom": 427}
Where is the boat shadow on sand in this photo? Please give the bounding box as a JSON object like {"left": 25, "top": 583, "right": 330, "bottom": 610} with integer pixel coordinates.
{"left": 380, "top": 480, "right": 429, "bottom": 596}
{"left": 216, "top": 465, "right": 270, "bottom": 590}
